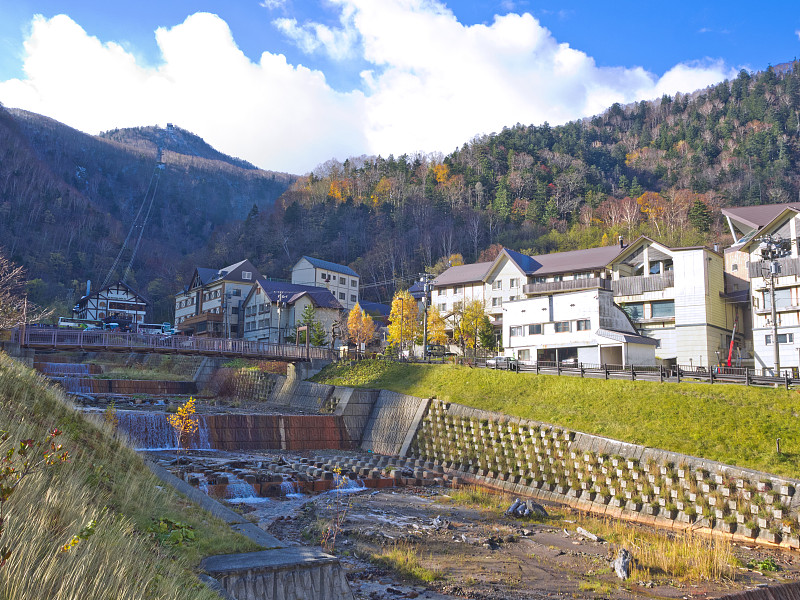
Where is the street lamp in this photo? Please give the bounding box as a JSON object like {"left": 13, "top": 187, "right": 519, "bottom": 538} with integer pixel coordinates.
{"left": 419, "top": 273, "right": 434, "bottom": 362}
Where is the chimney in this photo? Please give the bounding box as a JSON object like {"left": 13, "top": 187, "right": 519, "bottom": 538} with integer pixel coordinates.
{"left": 618, "top": 235, "right": 624, "bottom": 249}
{"left": 86, "top": 280, "right": 91, "bottom": 296}
{"left": 713, "top": 243, "right": 719, "bottom": 252}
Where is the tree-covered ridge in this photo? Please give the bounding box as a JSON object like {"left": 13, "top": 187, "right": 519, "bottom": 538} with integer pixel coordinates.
{"left": 221, "top": 62, "right": 798, "bottom": 304}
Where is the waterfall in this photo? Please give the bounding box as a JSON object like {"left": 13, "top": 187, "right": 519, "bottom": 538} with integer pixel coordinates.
{"left": 280, "top": 480, "right": 303, "bottom": 497}
{"left": 333, "top": 473, "right": 366, "bottom": 492}
{"left": 224, "top": 481, "right": 266, "bottom": 503}
{"left": 38, "top": 363, "right": 91, "bottom": 376}
{"left": 49, "top": 376, "right": 93, "bottom": 394}
{"left": 115, "top": 410, "right": 211, "bottom": 450}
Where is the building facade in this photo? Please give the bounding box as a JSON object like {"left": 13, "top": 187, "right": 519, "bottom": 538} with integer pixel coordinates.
{"left": 291, "top": 256, "right": 360, "bottom": 311}
{"left": 73, "top": 281, "right": 148, "bottom": 327}
{"left": 241, "top": 280, "right": 343, "bottom": 344}
{"left": 174, "top": 259, "right": 261, "bottom": 337}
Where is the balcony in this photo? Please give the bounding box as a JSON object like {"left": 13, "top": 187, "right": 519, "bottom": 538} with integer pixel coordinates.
{"left": 523, "top": 277, "right": 612, "bottom": 295}
{"left": 612, "top": 271, "right": 674, "bottom": 297}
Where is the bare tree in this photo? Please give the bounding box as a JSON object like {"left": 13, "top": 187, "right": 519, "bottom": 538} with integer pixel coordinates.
{"left": 0, "top": 251, "right": 52, "bottom": 329}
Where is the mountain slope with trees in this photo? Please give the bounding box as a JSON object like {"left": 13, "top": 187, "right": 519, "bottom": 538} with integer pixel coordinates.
{"left": 0, "top": 105, "right": 296, "bottom": 317}
{"left": 215, "top": 61, "right": 800, "bottom": 305}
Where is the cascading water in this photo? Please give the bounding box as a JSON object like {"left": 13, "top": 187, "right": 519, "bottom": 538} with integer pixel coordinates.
{"left": 38, "top": 363, "right": 91, "bottom": 376}
{"left": 224, "top": 480, "right": 266, "bottom": 503}
{"left": 333, "top": 473, "right": 366, "bottom": 492}
{"left": 280, "top": 480, "right": 303, "bottom": 498}
{"left": 115, "top": 410, "right": 212, "bottom": 450}
{"left": 39, "top": 363, "right": 94, "bottom": 394}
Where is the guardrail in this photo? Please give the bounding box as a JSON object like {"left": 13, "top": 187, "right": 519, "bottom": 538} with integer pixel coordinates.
{"left": 11, "top": 327, "right": 333, "bottom": 362}
{"left": 476, "top": 358, "right": 797, "bottom": 388}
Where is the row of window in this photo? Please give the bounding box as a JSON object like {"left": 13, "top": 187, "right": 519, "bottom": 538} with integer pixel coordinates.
{"left": 177, "top": 296, "right": 196, "bottom": 309}
{"left": 766, "top": 333, "right": 794, "bottom": 344}
{"left": 622, "top": 300, "right": 675, "bottom": 320}
{"left": 320, "top": 272, "right": 358, "bottom": 287}
{"left": 244, "top": 319, "right": 270, "bottom": 332}
{"left": 509, "top": 320, "right": 591, "bottom": 336}
{"left": 245, "top": 304, "right": 271, "bottom": 317}
{"left": 337, "top": 292, "right": 357, "bottom": 302}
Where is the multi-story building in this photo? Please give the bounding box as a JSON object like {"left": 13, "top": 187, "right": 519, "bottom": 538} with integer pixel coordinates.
{"left": 723, "top": 204, "right": 800, "bottom": 374}
{"left": 609, "top": 237, "right": 741, "bottom": 368}
{"left": 73, "top": 281, "right": 148, "bottom": 327}
{"left": 291, "top": 256, "right": 360, "bottom": 311}
{"left": 240, "top": 280, "right": 343, "bottom": 344}
{"left": 174, "top": 259, "right": 261, "bottom": 337}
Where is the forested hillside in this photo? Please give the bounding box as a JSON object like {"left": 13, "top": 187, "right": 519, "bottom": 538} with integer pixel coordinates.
{"left": 0, "top": 106, "right": 295, "bottom": 317}
{"left": 205, "top": 62, "right": 800, "bottom": 304}
{"left": 4, "top": 61, "right": 800, "bottom": 317}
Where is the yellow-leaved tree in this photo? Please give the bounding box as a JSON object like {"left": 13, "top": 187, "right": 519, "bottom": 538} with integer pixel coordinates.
{"left": 387, "top": 290, "right": 419, "bottom": 355}
{"left": 347, "top": 303, "right": 376, "bottom": 354}
{"left": 426, "top": 308, "right": 448, "bottom": 345}
{"left": 453, "top": 300, "right": 486, "bottom": 354}
{"left": 167, "top": 397, "right": 199, "bottom": 459}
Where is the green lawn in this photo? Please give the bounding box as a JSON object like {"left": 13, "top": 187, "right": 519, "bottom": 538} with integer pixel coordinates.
{"left": 313, "top": 360, "right": 800, "bottom": 478}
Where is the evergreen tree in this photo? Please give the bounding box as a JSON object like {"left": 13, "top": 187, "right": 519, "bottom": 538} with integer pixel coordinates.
{"left": 688, "top": 199, "right": 711, "bottom": 232}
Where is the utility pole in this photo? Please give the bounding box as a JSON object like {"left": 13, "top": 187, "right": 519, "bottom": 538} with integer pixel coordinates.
{"left": 759, "top": 234, "right": 786, "bottom": 376}
{"left": 419, "top": 273, "right": 434, "bottom": 362}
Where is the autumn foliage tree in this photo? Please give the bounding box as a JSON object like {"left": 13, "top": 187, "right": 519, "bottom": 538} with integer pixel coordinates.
{"left": 387, "top": 290, "right": 419, "bottom": 354}
{"left": 426, "top": 308, "right": 448, "bottom": 345}
{"left": 347, "top": 303, "right": 376, "bottom": 353}
{"left": 167, "top": 397, "right": 199, "bottom": 459}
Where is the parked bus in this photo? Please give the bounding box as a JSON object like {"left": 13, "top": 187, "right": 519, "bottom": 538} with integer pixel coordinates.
{"left": 57, "top": 317, "right": 102, "bottom": 330}
{"left": 135, "top": 322, "right": 173, "bottom": 335}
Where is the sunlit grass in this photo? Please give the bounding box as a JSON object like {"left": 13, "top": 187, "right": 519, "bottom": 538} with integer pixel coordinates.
{"left": 314, "top": 360, "right": 800, "bottom": 477}
{"left": 0, "top": 352, "right": 258, "bottom": 599}
{"left": 369, "top": 542, "right": 443, "bottom": 583}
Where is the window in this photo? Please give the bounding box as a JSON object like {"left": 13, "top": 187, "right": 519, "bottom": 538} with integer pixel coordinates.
{"left": 764, "top": 288, "right": 792, "bottom": 310}
{"left": 231, "top": 307, "right": 238, "bottom": 314}
{"left": 766, "top": 333, "right": 794, "bottom": 344}
{"left": 492, "top": 297, "right": 502, "bottom": 307}
{"left": 232, "top": 289, "right": 241, "bottom": 296}
{"left": 623, "top": 302, "right": 645, "bottom": 320}
{"left": 528, "top": 324, "right": 542, "bottom": 335}
{"left": 509, "top": 326, "right": 523, "bottom": 337}
{"left": 350, "top": 294, "right": 357, "bottom": 302}
{"left": 453, "top": 301, "right": 463, "bottom": 311}
{"left": 492, "top": 280, "right": 503, "bottom": 290}
{"left": 437, "top": 289, "right": 445, "bottom": 296}
{"left": 509, "top": 296, "right": 517, "bottom": 302}
{"left": 339, "top": 292, "right": 345, "bottom": 300}
{"left": 577, "top": 319, "right": 590, "bottom": 330}
{"left": 534, "top": 276, "right": 546, "bottom": 283}
{"left": 575, "top": 272, "right": 591, "bottom": 280}
{"left": 339, "top": 276, "right": 346, "bottom": 284}
{"left": 518, "top": 349, "right": 530, "bottom": 361}
{"left": 438, "top": 303, "right": 447, "bottom": 312}
{"left": 732, "top": 264, "right": 739, "bottom": 272}
{"left": 351, "top": 279, "right": 357, "bottom": 287}
{"left": 553, "top": 275, "right": 563, "bottom": 282}
{"left": 242, "top": 271, "right": 252, "bottom": 280}
{"left": 509, "top": 278, "right": 518, "bottom": 288}
{"left": 454, "top": 285, "right": 463, "bottom": 294}
{"left": 554, "top": 321, "right": 570, "bottom": 333}
{"left": 651, "top": 300, "right": 675, "bottom": 318}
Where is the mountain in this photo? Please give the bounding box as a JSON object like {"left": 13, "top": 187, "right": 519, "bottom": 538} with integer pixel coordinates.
{"left": 209, "top": 61, "right": 800, "bottom": 304}
{"left": 0, "top": 105, "right": 296, "bottom": 318}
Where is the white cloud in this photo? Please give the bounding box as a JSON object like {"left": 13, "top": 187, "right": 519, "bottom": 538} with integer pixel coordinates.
{"left": 260, "top": 0, "right": 287, "bottom": 10}
{"left": 0, "top": 3, "right": 734, "bottom": 174}
{"left": 796, "top": 29, "right": 800, "bottom": 41}
{"left": 0, "top": 13, "right": 366, "bottom": 173}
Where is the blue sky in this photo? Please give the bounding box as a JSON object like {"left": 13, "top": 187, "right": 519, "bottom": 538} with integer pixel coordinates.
{"left": 0, "top": 1, "right": 798, "bottom": 173}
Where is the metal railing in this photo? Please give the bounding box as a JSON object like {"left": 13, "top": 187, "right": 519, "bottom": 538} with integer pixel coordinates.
{"left": 11, "top": 327, "right": 333, "bottom": 361}
{"left": 473, "top": 357, "right": 797, "bottom": 388}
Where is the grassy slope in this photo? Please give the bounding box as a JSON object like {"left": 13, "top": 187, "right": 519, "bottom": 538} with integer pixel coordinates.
{"left": 313, "top": 361, "right": 800, "bottom": 478}
{"left": 0, "top": 353, "right": 258, "bottom": 600}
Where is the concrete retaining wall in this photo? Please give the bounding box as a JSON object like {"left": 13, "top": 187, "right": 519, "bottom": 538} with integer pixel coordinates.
{"left": 53, "top": 378, "right": 197, "bottom": 395}
{"left": 205, "top": 414, "right": 355, "bottom": 451}
{"left": 409, "top": 399, "right": 800, "bottom": 548}
{"left": 332, "top": 387, "right": 380, "bottom": 444}
{"left": 201, "top": 548, "right": 354, "bottom": 600}
{"left": 360, "top": 391, "right": 429, "bottom": 456}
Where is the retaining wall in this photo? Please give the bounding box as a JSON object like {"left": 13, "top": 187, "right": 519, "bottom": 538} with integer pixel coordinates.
{"left": 332, "top": 387, "right": 380, "bottom": 444}
{"left": 54, "top": 378, "right": 197, "bottom": 395}
{"left": 409, "top": 399, "right": 800, "bottom": 548}
{"left": 205, "top": 414, "right": 355, "bottom": 451}
{"left": 360, "top": 391, "right": 429, "bottom": 455}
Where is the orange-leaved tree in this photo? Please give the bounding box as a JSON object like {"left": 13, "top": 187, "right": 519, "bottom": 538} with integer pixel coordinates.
{"left": 387, "top": 290, "right": 419, "bottom": 355}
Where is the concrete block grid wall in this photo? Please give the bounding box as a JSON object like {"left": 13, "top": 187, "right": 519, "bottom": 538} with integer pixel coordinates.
{"left": 408, "top": 399, "right": 800, "bottom": 549}
{"left": 228, "top": 369, "right": 336, "bottom": 413}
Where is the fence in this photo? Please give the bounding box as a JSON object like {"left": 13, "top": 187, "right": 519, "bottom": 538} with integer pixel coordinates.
{"left": 477, "top": 358, "right": 798, "bottom": 388}
{"left": 12, "top": 327, "right": 334, "bottom": 362}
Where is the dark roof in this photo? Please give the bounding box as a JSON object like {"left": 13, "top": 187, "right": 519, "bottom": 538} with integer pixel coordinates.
{"left": 254, "top": 280, "right": 343, "bottom": 310}
{"left": 433, "top": 262, "right": 492, "bottom": 286}
{"left": 596, "top": 328, "right": 660, "bottom": 346}
{"left": 77, "top": 280, "right": 147, "bottom": 304}
{"left": 358, "top": 301, "right": 391, "bottom": 318}
{"left": 298, "top": 256, "right": 359, "bottom": 278}
{"left": 523, "top": 245, "right": 624, "bottom": 276}
{"left": 722, "top": 203, "right": 800, "bottom": 231}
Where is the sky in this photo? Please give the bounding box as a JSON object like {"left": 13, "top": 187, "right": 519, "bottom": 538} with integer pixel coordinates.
{"left": 0, "top": 1, "right": 798, "bottom": 174}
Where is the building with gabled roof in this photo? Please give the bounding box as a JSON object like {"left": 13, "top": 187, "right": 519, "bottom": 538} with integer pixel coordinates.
{"left": 240, "top": 279, "right": 344, "bottom": 344}
{"left": 174, "top": 259, "right": 262, "bottom": 337}
{"left": 74, "top": 281, "right": 149, "bottom": 328}
{"left": 291, "top": 256, "right": 360, "bottom": 310}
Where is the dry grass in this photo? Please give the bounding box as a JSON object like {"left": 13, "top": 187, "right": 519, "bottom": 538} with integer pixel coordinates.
{"left": 574, "top": 515, "right": 737, "bottom": 582}
{"left": 369, "top": 542, "right": 443, "bottom": 583}
{"left": 0, "top": 352, "right": 257, "bottom": 599}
